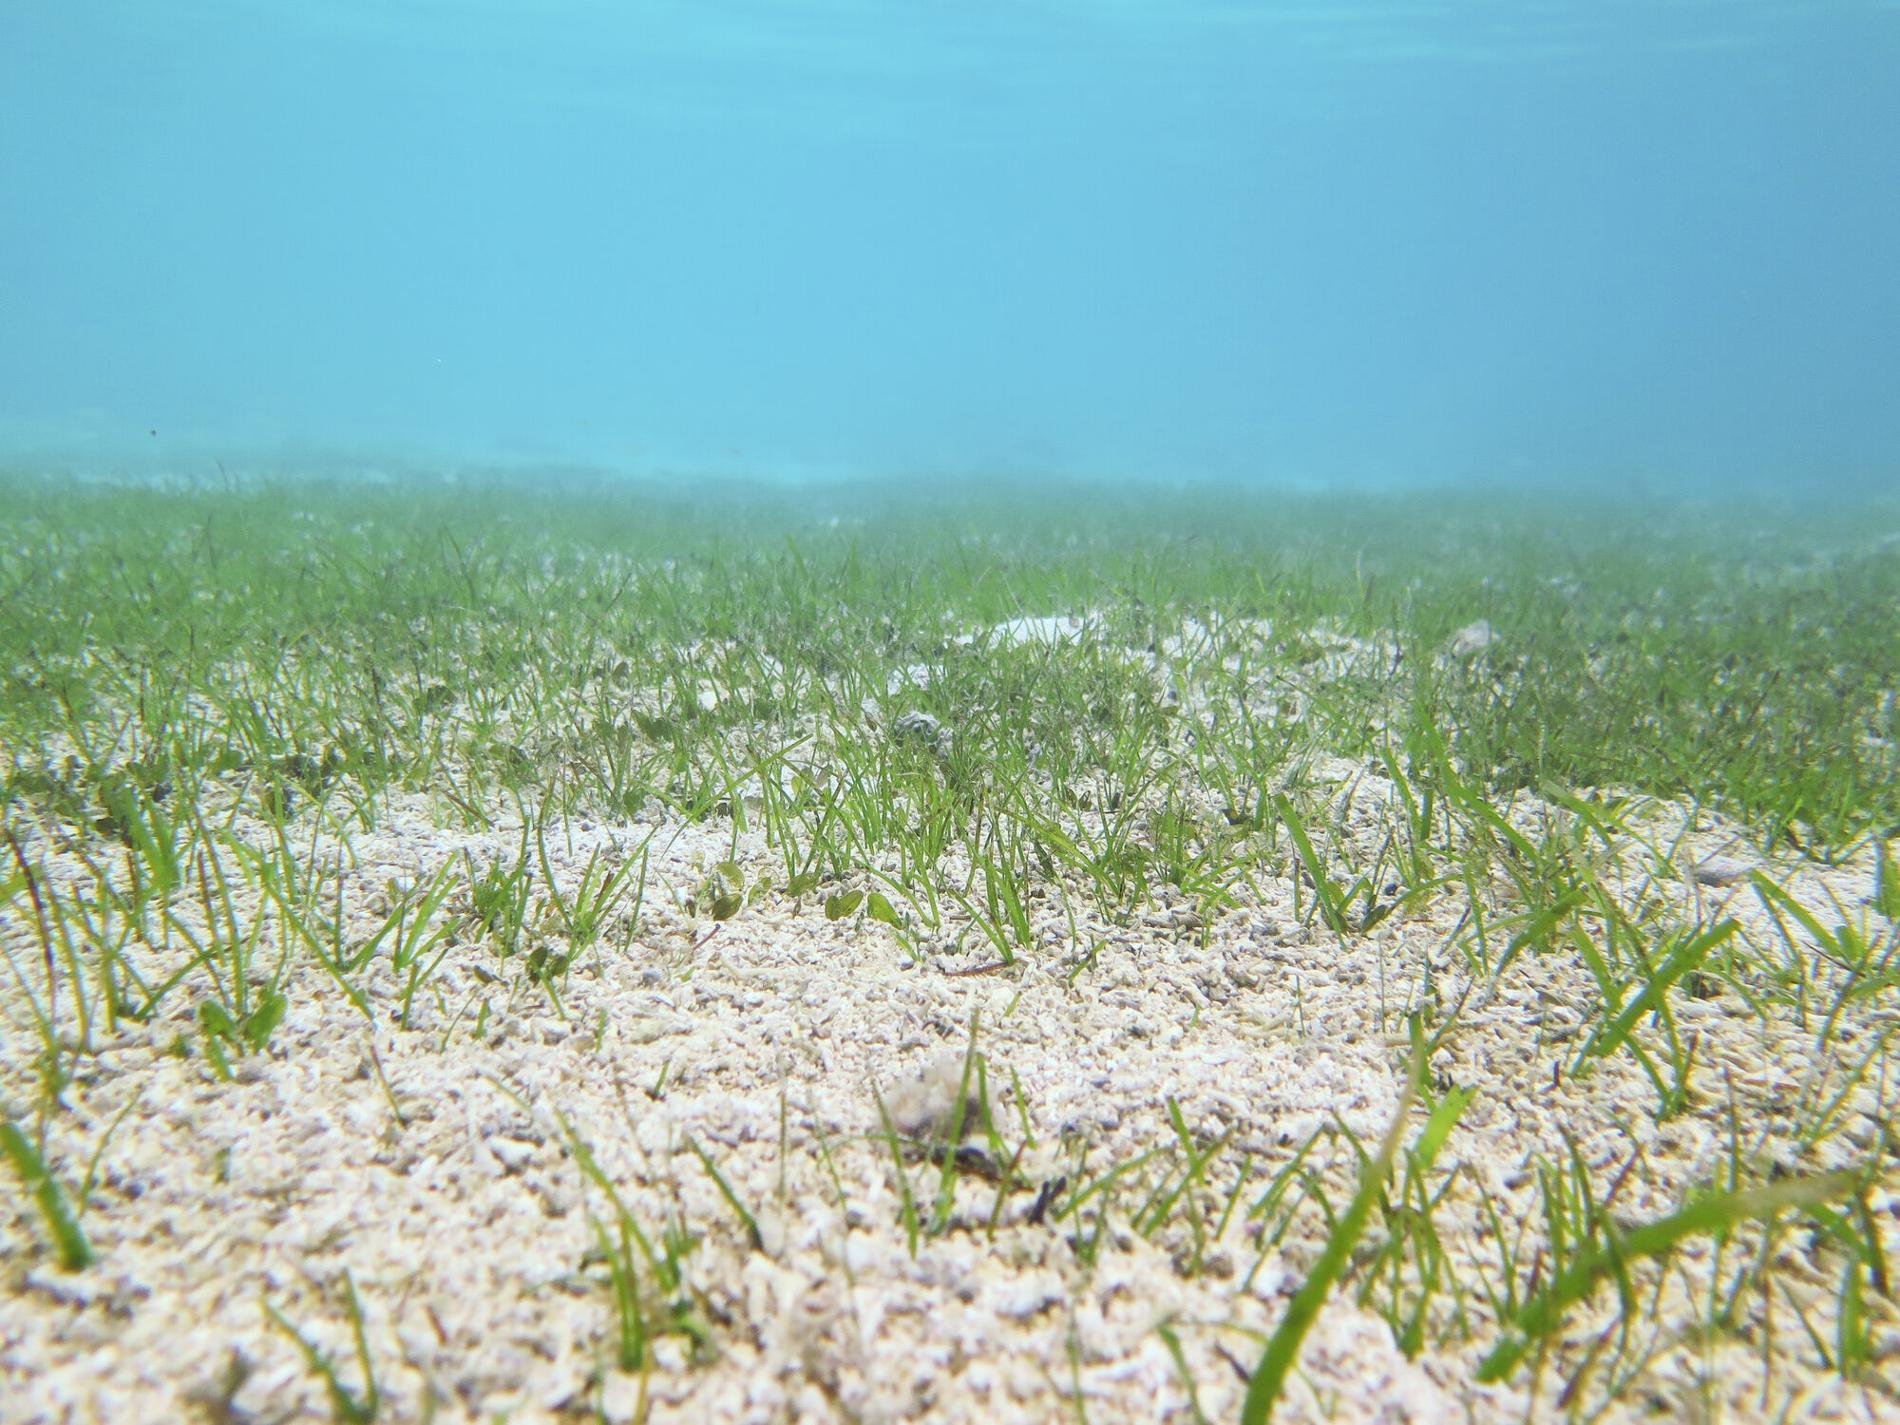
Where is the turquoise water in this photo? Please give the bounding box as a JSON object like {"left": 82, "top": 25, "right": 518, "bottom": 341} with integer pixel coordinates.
{"left": 3, "top": 2, "right": 1896, "bottom": 487}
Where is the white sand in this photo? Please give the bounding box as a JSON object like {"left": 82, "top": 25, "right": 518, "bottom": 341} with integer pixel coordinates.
{"left": 3, "top": 788, "right": 1896, "bottom": 1423}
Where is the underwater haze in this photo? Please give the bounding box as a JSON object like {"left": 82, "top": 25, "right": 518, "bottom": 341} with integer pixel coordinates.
{"left": 3, "top": 0, "right": 1898, "bottom": 488}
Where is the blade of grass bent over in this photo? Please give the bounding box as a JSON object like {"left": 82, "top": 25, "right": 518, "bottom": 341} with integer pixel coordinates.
{"left": 1476, "top": 1170, "right": 1862, "bottom": 1383}
{"left": 1241, "top": 1050, "right": 1422, "bottom": 1423}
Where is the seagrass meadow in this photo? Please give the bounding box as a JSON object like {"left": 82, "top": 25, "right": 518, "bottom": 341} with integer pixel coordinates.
{"left": 2, "top": 472, "right": 1898, "bottom": 1423}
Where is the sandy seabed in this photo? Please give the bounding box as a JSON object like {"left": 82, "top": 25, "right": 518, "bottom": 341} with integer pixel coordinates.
{"left": 3, "top": 781, "right": 1897, "bottom": 1425}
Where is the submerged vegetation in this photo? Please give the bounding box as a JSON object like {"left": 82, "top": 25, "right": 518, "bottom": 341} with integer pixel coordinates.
{"left": 2, "top": 470, "right": 1897, "bottom": 1421}
{"left": 3, "top": 474, "right": 1893, "bottom": 854}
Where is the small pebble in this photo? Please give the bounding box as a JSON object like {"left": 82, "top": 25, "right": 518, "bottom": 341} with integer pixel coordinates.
{"left": 891, "top": 710, "right": 951, "bottom": 757}
{"left": 881, "top": 1050, "right": 969, "bottom": 1138}
{"left": 1692, "top": 856, "right": 1750, "bottom": 887}
{"left": 1446, "top": 620, "right": 1497, "bottom": 658}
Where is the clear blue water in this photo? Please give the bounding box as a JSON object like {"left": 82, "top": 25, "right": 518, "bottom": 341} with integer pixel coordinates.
{"left": 4, "top": 2, "right": 1896, "bottom": 488}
